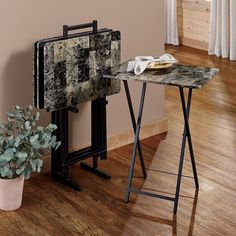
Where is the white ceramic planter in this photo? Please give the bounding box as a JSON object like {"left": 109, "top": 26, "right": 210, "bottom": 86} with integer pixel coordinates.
{"left": 0, "top": 177, "right": 24, "bottom": 211}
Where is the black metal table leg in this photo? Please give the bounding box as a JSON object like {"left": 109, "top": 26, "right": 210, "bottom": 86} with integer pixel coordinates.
{"left": 173, "top": 87, "right": 199, "bottom": 214}
{"left": 51, "top": 110, "right": 82, "bottom": 191}
{"left": 125, "top": 82, "right": 147, "bottom": 203}
{"left": 184, "top": 90, "right": 199, "bottom": 189}
{"left": 123, "top": 80, "right": 147, "bottom": 178}
{"left": 51, "top": 111, "right": 59, "bottom": 177}
{"left": 80, "top": 98, "right": 111, "bottom": 179}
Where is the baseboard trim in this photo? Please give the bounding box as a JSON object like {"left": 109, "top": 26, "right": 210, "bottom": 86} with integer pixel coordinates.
{"left": 107, "top": 118, "right": 168, "bottom": 151}
{"left": 39, "top": 118, "right": 168, "bottom": 175}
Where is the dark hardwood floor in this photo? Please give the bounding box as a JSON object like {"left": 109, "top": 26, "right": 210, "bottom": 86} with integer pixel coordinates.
{"left": 0, "top": 46, "right": 236, "bottom": 235}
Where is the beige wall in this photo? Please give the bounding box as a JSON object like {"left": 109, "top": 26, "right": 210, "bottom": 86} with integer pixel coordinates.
{"left": 0, "top": 0, "right": 165, "bottom": 148}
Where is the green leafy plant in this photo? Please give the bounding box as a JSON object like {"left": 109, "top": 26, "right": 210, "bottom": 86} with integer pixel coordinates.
{"left": 0, "top": 105, "right": 61, "bottom": 179}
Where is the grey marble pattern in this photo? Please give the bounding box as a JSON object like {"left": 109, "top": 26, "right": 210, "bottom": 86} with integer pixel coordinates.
{"left": 104, "top": 61, "right": 219, "bottom": 89}
{"left": 34, "top": 30, "right": 121, "bottom": 111}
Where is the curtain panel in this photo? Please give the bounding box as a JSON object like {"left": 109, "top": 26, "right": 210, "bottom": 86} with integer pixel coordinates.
{"left": 165, "top": 0, "right": 179, "bottom": 45}
{"left": 209, "top": 0, "right": 236, "bottom": 60}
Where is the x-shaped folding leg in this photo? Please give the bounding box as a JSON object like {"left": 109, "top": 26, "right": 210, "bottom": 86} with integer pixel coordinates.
{"left": 123, "top": 81, "right": 147, "bottom": 203}
{"left": 123, "top": 81, "right": 199, "bottom": 214}
{"left": 173, "top": 87, "right": 199, "bottom": 214}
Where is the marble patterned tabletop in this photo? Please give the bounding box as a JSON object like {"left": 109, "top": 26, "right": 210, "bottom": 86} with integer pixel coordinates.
{"left": 104, "top": 61, "right": 219, "bottom": 89}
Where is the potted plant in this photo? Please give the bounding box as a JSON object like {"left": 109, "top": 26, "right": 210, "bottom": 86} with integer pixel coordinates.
{"left": 0, "top": 105, "right": 60, "bottom": 211}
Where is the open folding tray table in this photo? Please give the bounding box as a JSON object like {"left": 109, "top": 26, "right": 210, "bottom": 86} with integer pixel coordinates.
{"left": 104, "top": 62, "right": 219, "bottom": 214}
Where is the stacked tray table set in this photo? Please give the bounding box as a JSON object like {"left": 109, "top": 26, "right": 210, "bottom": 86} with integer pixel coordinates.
{"left": 33, "top": 21, "right": 218, "bottom": 214}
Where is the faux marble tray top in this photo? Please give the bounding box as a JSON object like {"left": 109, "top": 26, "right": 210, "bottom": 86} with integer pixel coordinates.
{"left": 104, "top": 61, "right": 219, "bottom": 89}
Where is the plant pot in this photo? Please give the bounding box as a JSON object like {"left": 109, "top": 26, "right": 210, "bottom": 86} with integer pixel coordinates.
{"left": 0, "top": 177, "right": 24, "bottom": 211}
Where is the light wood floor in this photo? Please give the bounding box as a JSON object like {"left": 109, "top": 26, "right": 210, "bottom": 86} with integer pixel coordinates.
{"left": 1, "top": 46, "right": 236, "bottom": 235}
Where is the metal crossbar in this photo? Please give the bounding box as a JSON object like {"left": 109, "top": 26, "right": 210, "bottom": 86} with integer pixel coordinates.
{"left": 129, "top": 188, "right": 175, "bottom": 201}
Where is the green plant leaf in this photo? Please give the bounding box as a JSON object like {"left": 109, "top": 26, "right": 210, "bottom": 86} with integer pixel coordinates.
{"left": 0, "top": 105, "right": 60, "bottom": 179}
{"left": 30, "top": 134, "right": 39, "bottom": 143}
{"left": 25, "top": 121, "right": 31, "bottom": 130}
{"left": 16, "top": 166, "right": 25, "bottom": 175}
{"left": 16, "top": 151, "right": 28, "bottom": 159}
{"left": 23, "top": 166, "right": 31, "bottom": 179}
{"left": 48, "top": 124, "right": 57, "bottom": 130}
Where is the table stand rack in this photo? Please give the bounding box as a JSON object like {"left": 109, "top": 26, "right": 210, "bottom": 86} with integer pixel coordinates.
{"left": 51, "top": 21, "right": 110, "bottom": 191}
{"left": 123, "top": 80, "right": 199, "bottom": 214}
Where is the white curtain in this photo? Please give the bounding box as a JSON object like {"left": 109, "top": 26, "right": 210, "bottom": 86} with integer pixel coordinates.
{"left": 209, "top": 0, "right": 236, "bottom": 60}
{"left": 165, "top": 0, "right": 179, "bottom": 45}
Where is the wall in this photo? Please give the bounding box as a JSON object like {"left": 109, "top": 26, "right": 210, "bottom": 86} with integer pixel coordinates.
{"left": 0, "top": 0, "right": 165, "bottom": 150}
{"left": 177, "top": 0, "right": 211, "bottom": 50}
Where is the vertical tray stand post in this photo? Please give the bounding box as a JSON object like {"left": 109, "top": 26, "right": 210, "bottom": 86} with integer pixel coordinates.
{"left": 80, "top": 98, "right": 111, "bottom": 179}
